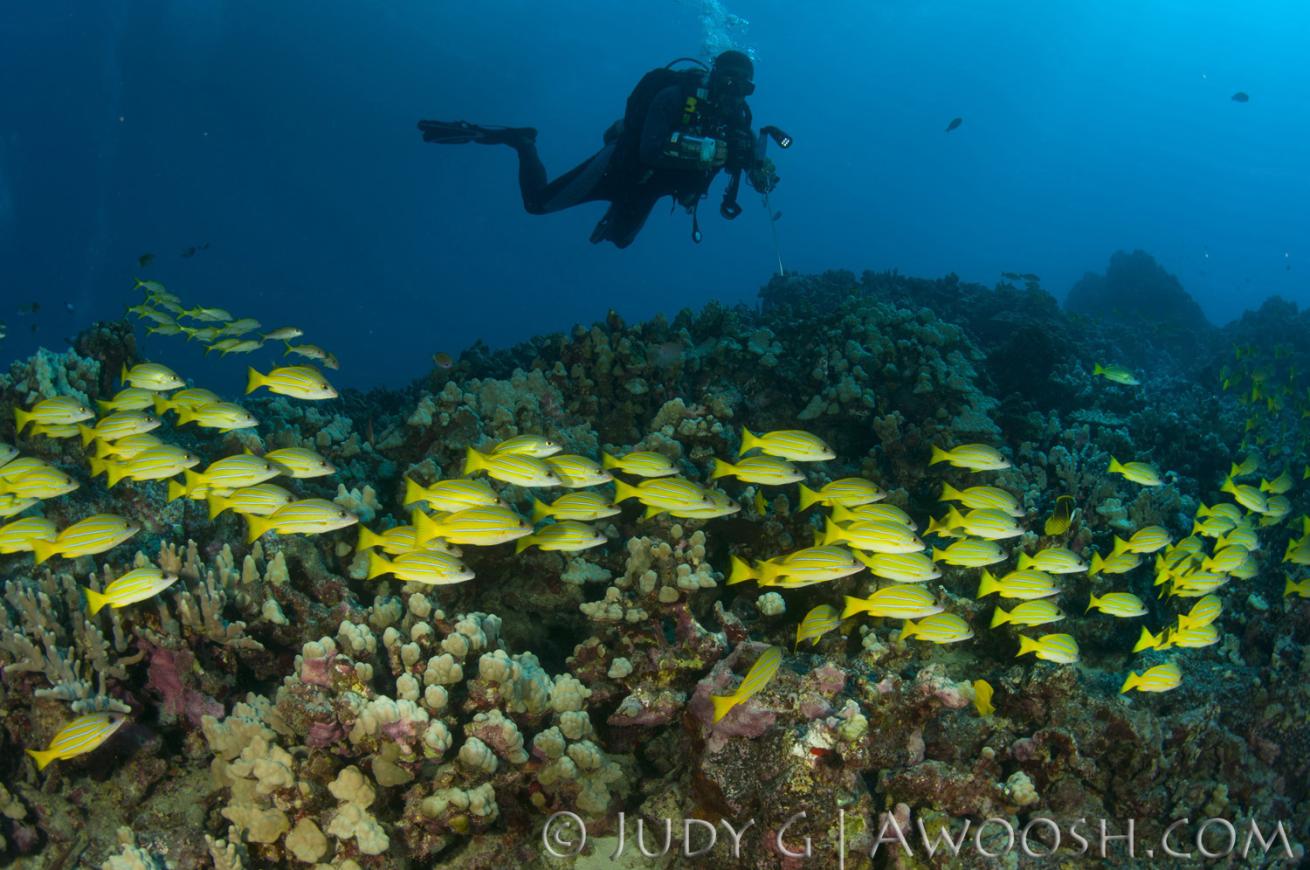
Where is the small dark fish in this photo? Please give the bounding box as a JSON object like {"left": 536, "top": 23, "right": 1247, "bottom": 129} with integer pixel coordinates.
{"left": 945, "top": 117, "right": 963, "bottom": 132}
{"left": 1021, "top": 273, "right": 1040, "bottom": 282}
{"left": 432, "top": 352, "right": 453, "bottom": 369}
{"left": 16, "top": 302, "right": 40, "bottom": 316}
{"left": 138, "top": 252, "right": 154, "bottom": 268}
{"left": 1231, "top": 91, "right": 1249, "bottom": 103}
{"left": 180, "top": 242, "right": 211, "bottom": 258}
{"left": 771, "top": 211, "right": 783, "bottom": 222}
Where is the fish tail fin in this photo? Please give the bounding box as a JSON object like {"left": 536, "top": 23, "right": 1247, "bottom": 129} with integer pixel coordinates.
{"left": 820, "top": 517, "right": 842, "bottom": 546}
{"left": 365, "top": 551, "right": 393, "bottom": 580}
{"left": 84, "top": 586, "right": 108, "bottom": 615}
{"left": 601, "top": 452, "right": 620, "bottom": 470}
{"left": 78, "top": 424, "right": 98, "bottom": 447}
{"left": 356, "top": 526, "right": 382, "bottom": 552}
{"left": 31, "top": 539, "right": 57, "bottom": 565}
{"left": 708, "top": 458, "right": 732, "bottom": 481}
{"left": 840, "top": 596, "right": 867, "bottom": 620}
{"left": 926, "top": 514, "right": 948, "bottom": 537}
{"left": 153, "top": 395, "right": 170, "bottom": 416}
{"left": 929, "top": 445, "right": 950, "bottom": 465}
{"left": 797, "top": 483, "right": 820, "bottom": 511}
{"left": 1131, "top": 627, "right": 1159, "bottom": 653}
{"left": 939, "top": 481, "right": 962, "bottom": 502}
{"left": 95, "top": 398, "right": 114, "bottom": 413}
{"left": 1108, "top": 456, "right": 1123, "bottom": 474}
{"left": 13, "top": 407, "right": 31, "bottom": 433}
{"left": 612, "top": 478, "right": 638, "bottom": 503}
{"left": 710, "top": 693, "right": 738, "bottom": 723}
{"left": 1089, "top": 552, "right": 1105, "bottom": 577}
{"left": 977, "top": 569, "right": 999, "bottom": 598}
{"left": 989, "top": 607, "right": 1010, "bottom": 628}
{"left": 739, "top": 427, "right": 758, "bottom": 456}
{"left": 1111, "top": 536, "right": 1129, "bottom": 556}
{"left": 1284, "top": 577, "right": 1296, "bottom": 597}
{"left": 1017, "top": 552, "right": 1035, "bottom": 571}
{"left": 1016, "top": 634, "right": 1039, "bottom": 657}
{"left": 643, "top": 505, "right": 661, "bottom": 521}
{"left": 246, "top": 514, "right": 274, "bottom": 544}
{"left": 1093, "top": 363, "right": 1105, "bottom": 376}
{"left": 176, "top": 407, "right": 197, "bottom": 427}
{"left": 25, "top": 748, "right": 55, "bottom": 771}
{"left": 1087, "top": 594, "right": 1100, "bottom": 613}
{"left": 89, "top": 456, "right": 108, "bottom": 478}
{"left": 183, "top": 468, "right": 205, "bottom": 496}
{"left": 513, "top": 536, "right": 535, "bottom": 555}
{"left": 727, "top": 554, "right": 757, "bottom": 586}
{"left": 206, "top": 493, "right": 230, "bottom": 520}
{"left": 931, "top": 546, "right": 947, "bottom": 563}
{"left": 120, "top": 362, "right": 129, "bottom": 385}
{"left": 401, "top": 476, "right": 427, "bottom": 507}
{"left": 245, "top": 367, "right": 265, "bottom": 395}
{"left": 412, "top": 509, "right": 441, "bottom": 546}
{"left": 166, "top": 480, "right": 188, "bottom": 503}
{"left": 1119, "top": 672, "right": 1139, "bottom": 694}
{"left": 105, "top": 461, "right": 127, "bottom": 489}
{"left": 899, "top": 620, "right": 919, "bottom": 640}
{"left": 462, "top": 446, "right": 485, "bottom": 476}
{"left": 530, "top": 498, "right": 552, "bottom": 523}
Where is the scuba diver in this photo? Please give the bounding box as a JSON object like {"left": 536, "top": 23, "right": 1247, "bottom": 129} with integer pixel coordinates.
{"left": 418, "top": 50, "right": 783, "bottom": 248}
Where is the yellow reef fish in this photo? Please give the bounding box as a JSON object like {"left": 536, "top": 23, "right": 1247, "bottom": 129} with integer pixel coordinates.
{"left": 26, "top": 712, "right": 127, "bottom": 771}
{"left": 365, "top": 550, "right": 473, "bottom": 586}
{"left": 1017, "top": 547, "right": 1088, "bottom": 574}
{"left": 220, "top": 339, "right": 263, "bottom": 356}
{"left": 1090, "top": 550, "right": 1141, "bottom": 577}
{"left": 940, "top": 506, "right": 1023, "bottom": 540}
{"left": 832, "top": 502, "right": 917, "bottom": 529}
{"left": 0, "top": 466, "right": 78, "bottom": 500}
{"left": 93, "top": 433, "right": 163, "bottom": 461}
{"left": 177, "top": 402, "right": 258, "bottom": 431}
{"left": 263, "top": 447, "right": 334, "bottom": 479}
{"left": 356, "top": 524, "right": 457, "bottom": 556}
{"left": 180, "top": 326, "right": 221, "bottom": 342}
{"left": 823, "top": 517, "right": 924, "bottom": 554}
{"left": 183, "top": 306, "right": 232, "bottom": 322}
{"left": 245, "top": 366, "right": 337, "bottom": 400}
{"left": 1197, "top": 502, "right": 1244, "bottom": 524}
{"left": 1177, "top": 594, "right": 1221, "bottom": 629}
{"left": 612, "top": 476, "right": 711, "bottom": 511}
{"left": 96, "top": 387, "right": 155, "bottom": 413}
{"left": 262, "top": 326, "right": 304, "bottom": 342}
{"left": 602, "top": 450, "right": 677, "bottom": 478}
{"left": 739, "top": 428, "right": 834, "bottom": 462}
{"left": 531, "top": 492, "right": 620, "bottom": 522}
{"left": 1120, "top": 662, "right": 1182, "bottom": 694}
{"left": 1132, "top": 626, "right": 1165, "bottom": 652}
{"left": 1016, "top": 633, "right": 1080, "bottom": 664}
{"left": 84, "top": 567, "right": 179, "bottom": 614}
{"left": 939, "top": 482, "right": 1023, "bottom": 517}
{"left": 173, "top": 455, "right": 283, "bottom": 501}
{"left": 1283, "top": 538, "right": 1310, "bottom": 566}
{"left": 797, "top": 477, "right": 885, "bottom": 509}
{"left": 1284, "top": 576, "right": 1310, "bottom": 598}
{"left": 283, "top": 342, "right": 332, "bottom": 362}
{"left": 514, "top": 519, "right": 607, "bottom": 553}
{"left": 929, "top": 443, "right": 1011, "bottom": 471}
{"left": 900, "top": 613, "right": 973, "bottom": 644}
{"left": 852, "top": 550, "right": 940, "bottom": 583}
{"left": 710, "top": 455, "right": 804, "bottom": 486}
{"left": 246, "top": 499, "right": 358, "bottom": 543}
{"left": 78, "top": 411, "right": 161, "bottom": 445}
{"left": 32, "top": 514, "right": 140, "bottom": 564}
{"left": 14, "top": 396, "right": 95, "bottom": 432}
{"left": 1260, "top": 468, "right": 1294, "bottom": 495}
{"left": 1165, "top": 571, "right": 1229, "bottom": 598}
{"left": 1201, "top": 545, "right": 1248, "bottom": 574}
{"left": 972, "top": 679, "right": 995, "bottom": 716}
{"left": 1092, "top": 363, "right": 1140, "bottom": 386}
{"left": 464, "top": 447, "right": 561, "bottom": 488}
{"left": 932, "top": 537, "right": 1007, "bottom": 567}
{"left": 1191, "top": 514, "right": 1236, "bottom": 539}
{"left": 0, "top": 457, "right": 52, "bottom": 482}
{"left": 147, "top": 323, "right": 183, "bottom": 337}
{"left": 91, "top": 445, "right": 200, "bottom": 488}
{"left": 650, "top": 488, "right": 738, "bottom": 519}
{"left": 1259, "top": 496, "right": 1291, "bottom": 526}
{"left": 1230, "top": 553, "right": 1259, "bottom": 579}
{"left": 1107, "top": 457, "right": 1163, "bottom": 487}
{"left": 30, "top": 425, "right": 79, "bottom": 441}
{"left": 1219, "top": 477, "right": 1268, "bottom": 514}
{"left": 0, "top": 442, "right": 17, "bottom": 467}
{"left": 1043, "top": 495, "right": 1076, "bottom": 536}
{"left": 753, "top": 489, "right": 768, "bottom": 516}
{"left": 0, "top": 517, "right": 58, "bottom": 554}
{"left": 976, "top": 568, "right": 1059, "bottom": 600}
{"left": 207, "top": 338, "right": 242, "bottom": 355}
{"left": 491, "top": 434, "right": 563, "bottom": 458}
{"left": 545, "top": 454, "right": 612, "bottom": 488}
{"left": 403, "top": 477, "right": 502, "bottom": 513}
{"left": 0, "top": 495, "right": 40, "bottom": 519}
{"left": 1158, "top": 622, "right": 1219, "bottom": 650}
{"left": 120, "top": 362, "right": 185, "bottom": 391}
{"left": 1229, "top": 453, "right": 1260, "bottom": 478}
{"left": 1087, "top": 592, "right": 1147, "bottom": 618}
{"left": 730, "top": 546, "right": 862, "bottom": 587}
{"left": 413, "top": 505, "right": 530, "bottom": 547}
{"left": 207, "top": 483, "right": 295, "bottom": 519}
{"left": 990, "top": 599, "right": 1064, "bottom": 628}
{"left": 841, "top": 585, "right": 943, "bottom": 621}
{"left": 710, "top": 646, "right": 783, "bottom": 722}
{"left": 153, "top": 388, "right": 221, "bottom": 416}
{"left": 219, "top": 317, "right": 261, "bottom": 336}
{"left": 795, "top": 605, "right": 841, "bottom": 649}
{"left": 1112, "top": 526, "right": 1172, "bottom": 555}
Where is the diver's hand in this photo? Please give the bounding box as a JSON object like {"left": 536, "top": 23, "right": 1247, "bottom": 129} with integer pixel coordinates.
{"left": 747, "top": 158, "right": 779, "bottom": 194}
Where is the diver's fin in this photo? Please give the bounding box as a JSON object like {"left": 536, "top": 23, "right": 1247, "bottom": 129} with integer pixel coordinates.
{"left": 417, "top": 120, "right": 536, "bottom": 146}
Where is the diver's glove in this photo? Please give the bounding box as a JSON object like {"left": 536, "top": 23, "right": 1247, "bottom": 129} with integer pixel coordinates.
{"left": 747, "top": 157, "right": 780, "bottom": 194}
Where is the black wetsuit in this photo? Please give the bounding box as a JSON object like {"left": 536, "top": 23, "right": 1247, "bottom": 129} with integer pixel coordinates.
{"left": 506, "top": 74, "right": 754, "bottom": 248}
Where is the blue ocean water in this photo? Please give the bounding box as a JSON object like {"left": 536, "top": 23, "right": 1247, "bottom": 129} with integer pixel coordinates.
{"left": 1, "top": 0, "right": 1307, "bottom": 388}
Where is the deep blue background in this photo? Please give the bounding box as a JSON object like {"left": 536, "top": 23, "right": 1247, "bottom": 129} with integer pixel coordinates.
{"left": 2, "top": 1, "right": 1307, "bottom": 390}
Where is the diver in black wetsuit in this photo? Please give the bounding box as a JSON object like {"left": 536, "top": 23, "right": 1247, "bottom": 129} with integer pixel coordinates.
{"left": 418, "top": 50, "right": 779, "bottom": 248}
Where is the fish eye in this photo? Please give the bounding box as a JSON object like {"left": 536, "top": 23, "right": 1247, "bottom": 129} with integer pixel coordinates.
{"left": 338, "top": 510, "right": 347, "bottom": 517}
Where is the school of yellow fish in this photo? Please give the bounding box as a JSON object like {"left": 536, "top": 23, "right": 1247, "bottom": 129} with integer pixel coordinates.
{"left": 6, "top": 289, "right": 1306, "bottom": 763}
